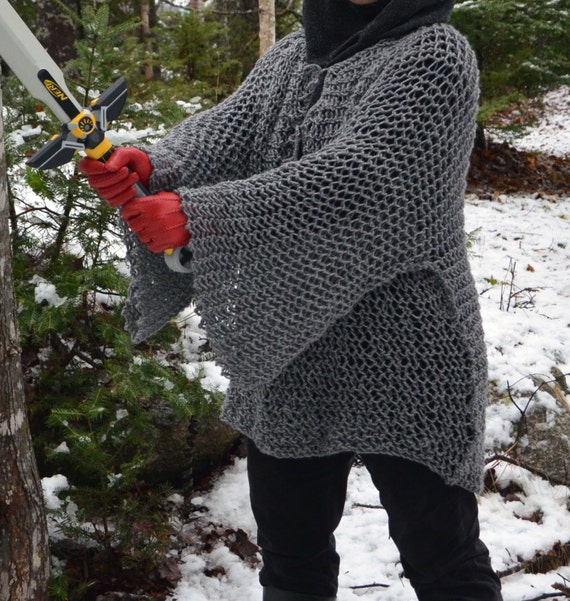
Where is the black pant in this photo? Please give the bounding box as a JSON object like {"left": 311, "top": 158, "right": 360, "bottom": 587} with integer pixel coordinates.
{"left": 247, "top": 440, "right": 502, "bottom": 600}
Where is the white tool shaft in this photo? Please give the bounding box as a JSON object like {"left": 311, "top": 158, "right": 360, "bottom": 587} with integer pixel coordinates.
{"left": 0, "top": 0, "right": 81, "bottom": 123}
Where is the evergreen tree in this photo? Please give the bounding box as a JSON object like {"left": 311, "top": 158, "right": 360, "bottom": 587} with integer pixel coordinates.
{"left": 211, "top": 0, "right": 261, "bottom": 83}
{"left": 3, "top": 3, "right": 234, "bottom": 596}
{"left": 452, "top": 0, "right": 570, "bottom": 119}
{"left": 157, "top": 7, "right": 243, "bottom": 102}
{"left": 276, "top": 0, "right": 303, "bottom": 40}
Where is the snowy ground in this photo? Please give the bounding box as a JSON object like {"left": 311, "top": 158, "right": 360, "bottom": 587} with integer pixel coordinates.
{"left": 163, "top": 90, "right": 570, "bottom": 601}
{"left": 491, "top": 87, "right": 570, "bottom": 158}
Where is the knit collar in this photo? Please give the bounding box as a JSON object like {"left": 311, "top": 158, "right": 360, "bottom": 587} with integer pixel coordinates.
{"left": 303, "top": 0, "right": 456, "bottom": 66}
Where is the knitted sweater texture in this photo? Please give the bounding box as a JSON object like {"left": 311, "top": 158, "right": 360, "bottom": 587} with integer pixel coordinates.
{"left": 124, "top": 23, "right": 486, "bottom": 492}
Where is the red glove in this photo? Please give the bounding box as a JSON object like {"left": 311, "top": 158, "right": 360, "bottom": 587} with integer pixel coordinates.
{"left": 120, "top": 191, "right": 190, "bottom": 253}
{"left": 78, "top": 147, "right": 153, "bottom": 207}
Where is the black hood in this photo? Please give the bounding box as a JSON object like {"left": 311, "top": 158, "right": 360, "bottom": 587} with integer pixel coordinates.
{"left": 303, "top": 0, "right": 456, "bottom": 66}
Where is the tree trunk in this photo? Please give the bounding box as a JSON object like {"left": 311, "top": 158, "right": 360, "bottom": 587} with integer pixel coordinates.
{"left": 0, "top": 82, "right": 50, "bottom": 601}
{"left": 258, "top": 0, "right": 275, "bottom": 57}
{"left": 140, "top": 0, "right": 161, "bottom": 80}
{"left": 140, "top": 0, "right": 154, "bottom": 80}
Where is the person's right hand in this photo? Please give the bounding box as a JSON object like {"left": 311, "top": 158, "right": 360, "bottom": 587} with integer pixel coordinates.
{"left": 78, "top": 147, "right": 153, "bottom": 208}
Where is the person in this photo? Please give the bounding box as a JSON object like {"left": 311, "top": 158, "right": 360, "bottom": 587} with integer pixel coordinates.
{"left": 80, "top": 1, "right": 504, "bottom": 599}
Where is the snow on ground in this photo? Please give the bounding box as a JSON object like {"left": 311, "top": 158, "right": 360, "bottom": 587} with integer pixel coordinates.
{"left": 171, "top": 457, "right": 570, "bottom": 601}
{"left": 491, "top": 86, "right": 570, "bottom": 157}
{"left": 162, "top": 92, "right": 570, "bottom": 601}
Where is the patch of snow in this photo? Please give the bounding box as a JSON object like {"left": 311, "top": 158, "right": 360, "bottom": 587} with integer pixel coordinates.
{"left": 32, "top": 275, "right": 67, "bottom": 307}
{"left": 492, "top": 86, "right": 570, "bottom": 157}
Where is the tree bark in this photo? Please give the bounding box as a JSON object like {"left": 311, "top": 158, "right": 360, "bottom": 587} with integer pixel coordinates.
{"left": 258, "top": 0, "right": 276, "bottom": 57}
{"left": 140, "top": 0, "right": 154, "bottom": 81}
{"left": 140, "top": 0, "right": 161, "bottom": 80}
{"left": 0, "top": 82, "right": 50, "bottom": 601}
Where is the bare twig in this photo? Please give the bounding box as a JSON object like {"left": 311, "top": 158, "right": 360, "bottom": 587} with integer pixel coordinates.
{"left": 499, "top": 258, "right": 517, "bottom": 311}
{"left": 210, "top": 8, "right": 259, "bottom": 15}
{"left": 497, "top": 542, "right": 570, "bottom": 580}
{"left": 553, "top": 581, "right": 570, "bottom": 596}
{"left": 485, "top": 454, "right": 568, "bottom": 487}
{"left": 349, "top": 582, "right": 390, "bottom": 590}
{"left": 158, "top": 0, "right": 192, "bottom": 9}
{"left": 351, "top": 503, "right": 384, "bottom": 510}
{"left": 530, "top": 374, "right": 570, "bottom": 410}
{"left": 523, "top": 593, "right": 568, "bottom": 601}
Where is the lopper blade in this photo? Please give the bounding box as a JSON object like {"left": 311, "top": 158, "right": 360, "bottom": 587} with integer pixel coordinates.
{"left": 0, "top": 0, "right": 81, "bottom": 123}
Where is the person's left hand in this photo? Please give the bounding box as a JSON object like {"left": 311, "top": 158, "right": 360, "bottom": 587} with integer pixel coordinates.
{"left": 78, "top": 147, "right": 153, "bottom": 207}
{"left": 120, "top": 191, "right": 190, "bottom": 253}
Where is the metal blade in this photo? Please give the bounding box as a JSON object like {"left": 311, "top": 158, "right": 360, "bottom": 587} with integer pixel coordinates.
{"left": 0, "top": 0, "right": 81, "bottom": 123}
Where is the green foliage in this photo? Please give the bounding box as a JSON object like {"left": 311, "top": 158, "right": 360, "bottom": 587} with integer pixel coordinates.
{"left": 63, "top": 2, "right": 142, "bottom": 101}
{"left": 465, "top": 226, "right": 482, "bottom": 251}
{"left": 49, "top": 571, "right": 92, "bottom": 601}
{"left": 475, "top": 91, "right": 528, "bottom": 125}
{"left": 3, "top": 3, "right": 233, "bottom": 595}
{"left": 13, "top": 245, "right": 222, "bottom": 589}
{"left": 210, "top": 0, "right": 260, "bottom": 82}
{"left": 40, "top": 334, "right": 197, "bottom": 535}
{"left": 3, "top": 0, "right": 298, "bottom": 597}
{"left": 153, "top": 8, "right": 244, "bottom": 104}
{"left": 452, "top": 0, "right": 570, "bottom": 117}
{"left": 276, "top": 0, "right": 303, "bottom": 39}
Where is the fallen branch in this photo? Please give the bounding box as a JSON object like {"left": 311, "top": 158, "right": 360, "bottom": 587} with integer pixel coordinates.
{"left": 349, "top": 582, "right": 389, "bottom": 590}
{"left": 485, "top": 454, "right": 568, "bottom": 487}
{"left": 523, "top": 593, "right": 567, "bottom": 601}
{"left": 351, "top": 503, "right": 384, "bottom": 510}
{"left": 497, "top": 542, "right": 570, "bottom": 579}
{"left": 523, "top": 582, "right": 570, "bottom": 601}
{"left": 553, "top": 581, "right": 570, "bottom": 596}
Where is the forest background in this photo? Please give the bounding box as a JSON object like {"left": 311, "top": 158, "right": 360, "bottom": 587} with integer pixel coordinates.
{"left": 1, "top": 0, "right": 570, "bottom": 600}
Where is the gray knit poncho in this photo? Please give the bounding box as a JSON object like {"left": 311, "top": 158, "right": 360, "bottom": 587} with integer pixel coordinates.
{"left": 123, "top": 19, "right": 486, "bottom": 491}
